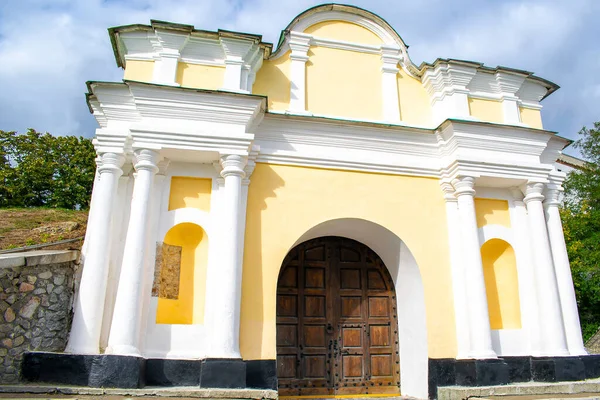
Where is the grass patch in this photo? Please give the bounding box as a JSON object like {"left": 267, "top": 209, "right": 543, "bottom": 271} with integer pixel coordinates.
{"left": 0, "top": 207, "right": 88, "bottom": 251}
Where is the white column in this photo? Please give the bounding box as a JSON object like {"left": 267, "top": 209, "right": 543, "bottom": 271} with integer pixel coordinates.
{"left": 441, "top": 183, "right": 470, "bottom": 358}
{"left": 452, "top": 176, "right": 496, "bottom": 359}
{"left": 66, "top": 152, "right": 124, "bottom": 354}
{"left": 210, "top": 154, "right": 247, "bottom": 358}
{"left": 106, "top": 149, "right": 160, "bottom": 356}
{"left": 545, "top": 187, "right": 586, "bottom": 355}
{"left": 381, "top": 45, "right": 401, "bottom": 122}
{"left": 288, "top": 32, "right": 311, "bottom": 114}
{"left": 81, "top": 157, "right": 102, "bottom": 259}
{"left": 523, "top": 182, "right": 569, "bottom": 356}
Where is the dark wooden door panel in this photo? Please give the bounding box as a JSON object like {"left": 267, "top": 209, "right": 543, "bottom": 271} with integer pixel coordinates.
{"left": 276, "top": 237, "right": 400, "bottom": 396}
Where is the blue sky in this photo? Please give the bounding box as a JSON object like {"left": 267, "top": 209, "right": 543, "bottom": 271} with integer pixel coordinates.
{"left": 0, "top": 0, "right": 598, "bottom": 156}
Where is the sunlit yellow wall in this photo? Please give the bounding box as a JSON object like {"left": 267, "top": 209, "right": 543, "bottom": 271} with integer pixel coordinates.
{"left": 303, "top": 20, "right": 383, "bottom": 45}
{"left": 481, "top": 239, "right": 521, "bottom": 329}
{"left": 240, "top": 163, "right": 456, "bottom": 360}
{"left": 397, "top": 69, "right": 431, "bottom": 126}
{"left": 475, "top": 198, "right": 511, "bottom": 228}
{"left": 124, "top": 59, "right": 154, "bottom": 82}
{"left": 176, "top": 63, "right": 225, "bottom": 90}
{"left": 468, "top": 98, "right": 504, "bottom": 124}
{"left": 306, "top": 46, "right": 383, "bottom": 120}
{"left": 156, "top": 223, "right": 209, "bottom": 324}
{"left": 168, "top": 177, "right": 212, "bottom": 212}
{"left": 253, "top": 51, "right": 291, "bottom": 111}
{"left": 519, "top": 107, "right": 544, "bottom": 129}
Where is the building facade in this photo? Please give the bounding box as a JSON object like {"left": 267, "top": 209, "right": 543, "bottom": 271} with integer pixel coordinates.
{"left": 24, "top": 4, "right": 596, "bottom": 399}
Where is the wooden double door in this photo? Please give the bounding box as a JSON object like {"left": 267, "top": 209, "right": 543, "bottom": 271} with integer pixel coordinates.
{"left": 276, "top": 237, "right": 400, "bottom": 396}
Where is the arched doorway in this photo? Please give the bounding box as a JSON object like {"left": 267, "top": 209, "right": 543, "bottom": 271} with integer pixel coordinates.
{"left": 276, "top": 236, "right": 400, "bottom": 396}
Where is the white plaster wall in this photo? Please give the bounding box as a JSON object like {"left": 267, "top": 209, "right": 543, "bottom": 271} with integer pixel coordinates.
{"left": 294, "top": 218, "right": 428, "bottom": 400}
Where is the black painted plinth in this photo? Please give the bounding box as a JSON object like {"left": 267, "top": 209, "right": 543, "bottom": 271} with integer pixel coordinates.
{"left": 246, "top": 359, "right": 277, "bottom": 390}
{"left": 146, "top": 358, "right": 200, "bottom": 386}
{"left": 199, "top": 358, "right": 246, "bottom": 388}
{"left": 428, "top": 355, "right": 600, "bottom": 399}
{"left": 22, "top": 352, "right": 144, "bottom": 388}
{"left": 21, "top": 352, "right": 276, "bottom": 391}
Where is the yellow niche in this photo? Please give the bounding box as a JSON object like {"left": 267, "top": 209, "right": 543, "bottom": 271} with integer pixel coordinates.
{"left": 481, "top": 239, "right": 521, "bottom": 329}
{"left": 156, "top": 223, "right": 209, "bottom": 324}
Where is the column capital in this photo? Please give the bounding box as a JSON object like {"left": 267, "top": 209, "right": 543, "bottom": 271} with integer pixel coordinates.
{"left": 132, "top": 149, "right": 160, "bottom": 173}
{"left": 97, "top": 152, "right": 125, "bottom": 175}
{"left": 289, "top": 32, "right": 312, "bottom": 60}
{"left": 380, "top": 45, "right": 402, "bottom": 73}
{"left": 544, "top": 186, "right": 563, "bottom": 208}
{"left": 524, "top": 181, "right": 545, "bottom": 204}
{"left": 440, "top": 182, "right": 458, "bottom": 202}
{"left": 451, "top": 176, "right": 476, "bottom": 197}
{"left": 509, "top": 187, "right": 525, "bottom": 206}
{"left": 220, "top": 154, "right": 247, "bottom": 178}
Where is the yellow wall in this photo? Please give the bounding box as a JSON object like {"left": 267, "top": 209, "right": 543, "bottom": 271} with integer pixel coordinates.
{"left": 240, "top": 163, "right": 456, "bottom": 360}
{"left": 468, "top": 98, "right": 504, "bottom": 124}
{"left": 168, "top": 177, "right": 212, "bottom": 212}
{"left": 397, "top": 69, "right": 431, "bottom": 126}
{"left": 519, "top": 107, "right": 544, "bottom": 129}
{"left": 156, "top": 177, "right": 212, "bottom": 324}
{"left": 306, "top": 46, "right": 383, "bottom": 120}
{"left": 303, "top": 20, "right": 383, "bottom": 46}
{"left": 253, "top": 51, "right": 291, "bottom": 111}
{"left": 156, "top": 223, "right": 209, "bottom": 324}
{"left": 123, "top": 59, "right": 154, "bottom": 82}
{"left": 481, "top": 239, "right": 521, "bottom": 329}
{"left": 475, "top": 198, "right": 511, "bottom": 228}
{"left": 176, "top": 63, "right": 225, "bottom": 90}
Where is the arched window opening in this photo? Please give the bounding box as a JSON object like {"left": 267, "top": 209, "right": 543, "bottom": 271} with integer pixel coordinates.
{"left": 481, "top": 239, "right": 521, "bottom": 330}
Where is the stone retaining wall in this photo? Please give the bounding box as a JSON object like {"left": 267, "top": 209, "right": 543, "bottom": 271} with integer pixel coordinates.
{"left": 0, "top": 250, "right": 79, "bottom": 383}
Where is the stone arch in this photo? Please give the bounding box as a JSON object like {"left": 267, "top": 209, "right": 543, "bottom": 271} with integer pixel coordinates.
{"left": 281, "top": 218, "right": 428, "bottom": 399}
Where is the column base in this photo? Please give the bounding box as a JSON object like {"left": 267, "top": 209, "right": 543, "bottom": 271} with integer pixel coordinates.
{"left": 21, "top": 352, "right": 277, "bottom": 390}
{"left": 105, "top": 344, "right": 141, "bottom": 357}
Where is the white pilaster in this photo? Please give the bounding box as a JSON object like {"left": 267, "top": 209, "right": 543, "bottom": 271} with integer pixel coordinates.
{"left": 221, "top": 38, "right": 255, "bottom": 92}
{"left": 452, "top": 176, "right": 496, "bottom": 359}
{"left": 495, "top": 72, "right": 525, "bottom": 125}
{"left": 66, "top": 152, "right": 124, "bottom": 354}
{"left": 210, "top": 154, "right": 247, "bottom": 358}
{"left": 288, "top": 32, "right": 312, "bottom": 114}
{"left": 509, "top": 187, "right": 541, "bottom": 355}
{"left": 106, "top": 149, "right": 160, "bottom": 356}
{"left": 523, "top": 181, "right": 569, "bottom": 356}
{"left": 380, "top": 45, "right": 401, "bottom": 122}
{"left": 441, "top": 183, "right": 470, "bottom": 358}
{"left": 545, "top": 186, "right": 586, "bottom": 355}
{"left": 151, "top": 31, "right": 187, "bottom": 86}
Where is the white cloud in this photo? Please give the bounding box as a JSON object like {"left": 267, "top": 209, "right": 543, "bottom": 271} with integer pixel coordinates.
{"left": 0, "top": 0, "right": 598, "bottom": 151}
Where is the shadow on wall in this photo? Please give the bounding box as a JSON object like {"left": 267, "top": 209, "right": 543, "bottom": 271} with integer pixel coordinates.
{"left": 156, "top": 223, "right": 207, "bottom": 325}
{"left": 481, "top": 238, "right": 521, "bottom": 330}
{"left": 289, "top": 218, "right": 429, "bottom": 399}
{"left": 241, "top": 165, "right": 286, "bottom": 359}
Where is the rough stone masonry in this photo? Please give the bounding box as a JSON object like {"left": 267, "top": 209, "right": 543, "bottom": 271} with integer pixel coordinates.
{"left": 0, "top": 250, "right": 79, "bottom": 383}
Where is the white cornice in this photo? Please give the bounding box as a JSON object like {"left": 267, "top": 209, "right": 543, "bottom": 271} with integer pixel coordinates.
{"left": 87, "top": 80, "right": 567, "bottom": 186}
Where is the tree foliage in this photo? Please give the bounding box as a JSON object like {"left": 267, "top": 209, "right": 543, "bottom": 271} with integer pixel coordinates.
{"left": 562, "top": 121, "right": 600, "bottom": 341}
{"left": 0, "top": 129, "right": 96, "bottom": 210}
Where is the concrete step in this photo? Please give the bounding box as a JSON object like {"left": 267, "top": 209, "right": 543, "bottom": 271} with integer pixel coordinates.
{"left": 0, "top": 384, "right": 277, "bottom": 399}
{"left": 437, "top": 378, "right": 600, "bottom": 400}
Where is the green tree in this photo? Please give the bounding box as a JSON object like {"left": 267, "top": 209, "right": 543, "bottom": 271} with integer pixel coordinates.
{"left": 0, "top": 129, "right": 96, "bottom": 209}
{"left": 562, "top": 121, "right": 600, "bottom": 341}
